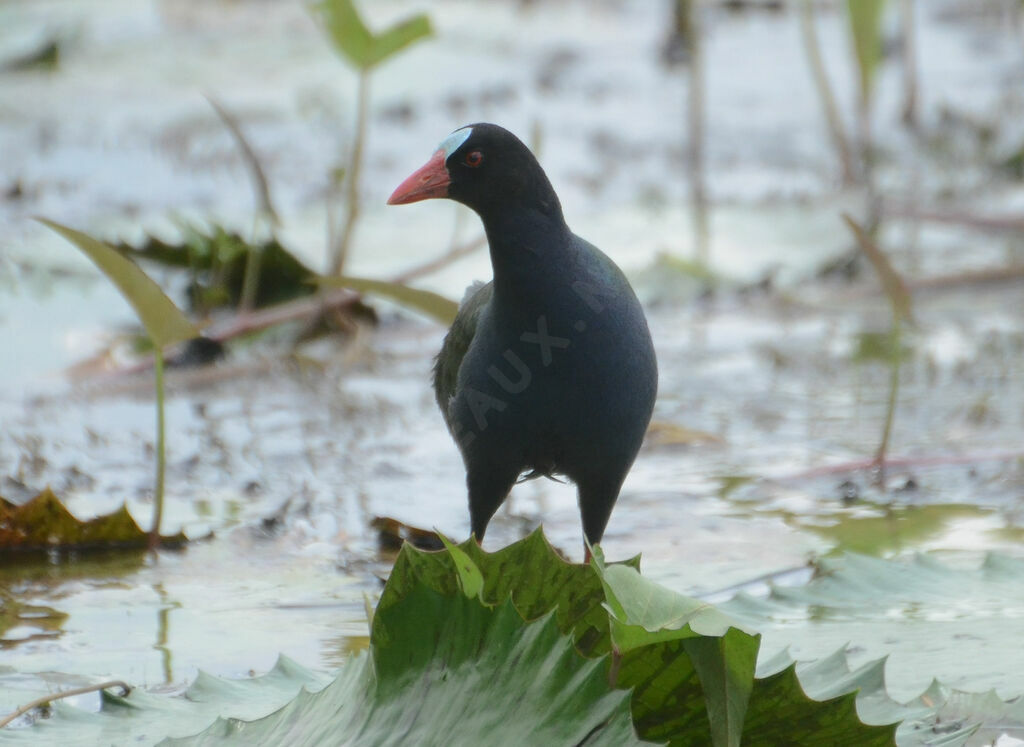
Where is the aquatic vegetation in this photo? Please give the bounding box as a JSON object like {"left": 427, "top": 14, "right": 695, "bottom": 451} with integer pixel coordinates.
{"left": 38, "top": 220, "right": 197, "bottom": 549}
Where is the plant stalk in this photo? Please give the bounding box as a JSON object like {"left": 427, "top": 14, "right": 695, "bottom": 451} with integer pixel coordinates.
{"left": 330, "top": 68, "right": 370, "bottom": 276}
{"left": 900, "top": 0, "right": 919, "bottom": 130}
{"left": 873, "top": 317, "right": 902, "bottom": 486}
{"left": 0, "top": 681, "right": 130, "bottom": 728}
{"left": 238, "top": 215, "right": 265, "bottom": 312}
{"left": 686, "top": 0, "right": 709, "bottom": 265}
{"left": 799, "top": 0, "right": 856, "bottom": 185}
{"left": 150, "top": 350, "right": 167, "bottom": 550}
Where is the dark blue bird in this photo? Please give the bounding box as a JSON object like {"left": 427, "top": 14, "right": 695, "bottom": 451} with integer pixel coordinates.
{"left": 388, "top": 123, "right": 657, "bottom": 554}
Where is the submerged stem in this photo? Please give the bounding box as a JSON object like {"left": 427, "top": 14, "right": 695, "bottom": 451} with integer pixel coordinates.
{"left": 150, "top": 350, "right": 166, "bottom": 550}
{"left": 900, "top": 0, "right": 919, "bottom": 129}
{"left": 799, "top": 0, "right": 856, "bottom": 185}
{"left": 330, "top": 69, "right": 370, "bottom": 276}
{"left": 238, "top": 214, "right": 265, "bottom": 312}
{"left": 874, "top": 318, "right": 902, "bottom": 486}
{"left": 0, "top": 681, "right": 131, "bottom": 728}
{"left": 686, "top": 0, "right": 709, "bottom": 265}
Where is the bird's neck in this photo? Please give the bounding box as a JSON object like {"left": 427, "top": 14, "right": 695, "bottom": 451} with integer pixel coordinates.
{"left": 480, "top": 207, "right": 573, "bottom": 311}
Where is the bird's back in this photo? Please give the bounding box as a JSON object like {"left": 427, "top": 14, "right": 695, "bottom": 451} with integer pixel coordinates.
{"left": 432, "top": 233, "right": 656, "bottom": 481}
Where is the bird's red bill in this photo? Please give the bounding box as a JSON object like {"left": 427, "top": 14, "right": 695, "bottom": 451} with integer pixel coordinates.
{"left": 387, "top": 150, "right": 450, "bottom": 205}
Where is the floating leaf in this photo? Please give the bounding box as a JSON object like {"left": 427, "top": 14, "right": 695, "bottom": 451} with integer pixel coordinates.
{"left": 376, "top": 530, "right": 894, "bottom": 745}
{"left": 1, "top": 531, "right": 927, "bottom": 746}
{"left": 315, "top": 275, "right": 458, "bottom": 325}
{"left": 313, "top": 0, "right": 432, "bottom": 70}
{"left": 37, "top": 219, "right": 198, "bottom": 348}
{"left": 744, "top": 650, "right": 900, "bottom": 746}
{"left": 793, "top": 503, "right": 1001, "bottom": 557}
{"left": 0, "top": 656, "right": 329, "bottom": 745}
{"left": 720, "top": 552, "right": 1024, "bottom": 741}
{"left": 592, "top": 548, "right": 759, "bottom": 747}
{"left": 0, "top": 488, "right": 185, "bottom": 554}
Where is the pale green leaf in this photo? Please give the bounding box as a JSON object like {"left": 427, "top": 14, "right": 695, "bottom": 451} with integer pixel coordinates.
{"left": 846, "top": 0, "right": 886, "bottom": 102}
{"left": 594, "top": 559, "right": 759, "bottom": 747}
{"left": 437, "top": 532, "right": 484, "bottom": 599}
{"left": 313, "top": 0, "right": 432, "bottom": 70}
{"left": 315, "top": 275, "right": 458, "bottom": 325}
{"left": 37, "top": 218, "right": 198, "bottom": 348}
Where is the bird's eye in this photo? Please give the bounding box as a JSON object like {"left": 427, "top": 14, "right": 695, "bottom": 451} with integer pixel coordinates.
{"left": 464, "top": 150, "right": 483, "bottom": 168}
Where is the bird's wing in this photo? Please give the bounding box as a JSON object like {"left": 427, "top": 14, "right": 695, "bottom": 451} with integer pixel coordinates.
{"left": 432, "top": 281, "right": 493, "bottom": 429}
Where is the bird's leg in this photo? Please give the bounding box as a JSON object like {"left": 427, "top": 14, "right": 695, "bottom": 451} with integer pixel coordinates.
{"left": 576, "top": 472, "right": 627, "bottom": 550}
{"left": 467, "top": 463, "right": 520, "bottom": 543}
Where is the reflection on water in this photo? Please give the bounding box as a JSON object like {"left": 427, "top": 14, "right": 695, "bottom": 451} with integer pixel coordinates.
{"left": 152, "top": 582, "right": 179, "bottom": 685}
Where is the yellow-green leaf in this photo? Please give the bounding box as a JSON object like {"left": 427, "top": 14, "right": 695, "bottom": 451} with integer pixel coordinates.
{"left": 313, "top": 0, "right": 432, "bottom": 70}
{"left": 37, "top": 218, "right": 198, "bottom": 348}
{"left": 842, "top": 214, "right": 913, "bottom": 322}
{"left": 0, "top": 488, "right": 186, "bottom": 552}
{"left": 316, "top": 275, "right": 458, "bottom": 325}
{"left": 846, "top": 0, "right": 886, "bottom": 102}
{"left": 438, "top": 532, "right": 484, "bottom": 599}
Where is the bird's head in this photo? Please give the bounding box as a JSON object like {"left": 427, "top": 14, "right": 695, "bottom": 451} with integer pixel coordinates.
{"left": 387, "top": 123, "right": 561, "bottom": 220}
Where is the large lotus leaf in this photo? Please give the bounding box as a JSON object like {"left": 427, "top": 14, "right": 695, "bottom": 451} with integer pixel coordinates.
{"left": 169, "top": 587, "right": 644, "bottom": 746}
{"left": 374, "top": 529, "right": 626, "bottom": 656}
{"left": 592, "top": 551, "right": 758, "bottom": 747}
{"left": 8, "top": 532, "right": 984, "bottom": 746}
{"left": 380, "top": 530, "right": 895, "bottom": 746}
{"left": 719, "top": 552, "right": 1024, "bottom": 699}
{"left": 920, "top": 684, "right": 1024, "bottom": 745}
{"left": 720, "top": 552, "right": 1024, "bottom": 744}
{"left": 0, "top": 488, "right": 186, "bottom": 553}
{"left": 742, "top": 650, "right": 900, "bottom": 746}
{"left": 0, "top": 656, "right": 330, "bottom": 745}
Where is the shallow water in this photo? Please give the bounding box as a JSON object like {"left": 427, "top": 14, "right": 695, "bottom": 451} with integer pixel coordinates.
{"left": 2, "top": 0, "right": 1024, "bottom": 717}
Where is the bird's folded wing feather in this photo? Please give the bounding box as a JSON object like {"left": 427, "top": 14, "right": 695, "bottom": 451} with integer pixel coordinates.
{"left": 432, "top": 281, "right": 494, "bottom": 427}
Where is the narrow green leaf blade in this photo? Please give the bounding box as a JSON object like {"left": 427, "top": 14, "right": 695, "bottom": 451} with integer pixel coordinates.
{"left": 438, "top": 532, "right": 484, "bottom": 599}
{"left": 846, "top": 0, "right": 886, "bottom": 101}
{"left": 37, "top": 218, "right": 198, "bottom": 348}
{"left": 366, "top": 14, "right": 432, "bottom": 67}
{"left": 315, "top": 275, "right": 459, "bottom": 324}
{"left": 313, "top": 0, "right": 432, "bottom": 69}
{"left": 312, "top": 0, "right": 375, "bottom": 69}
{"left": 842, "top": 213, "right": 913, "bottom": 321}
